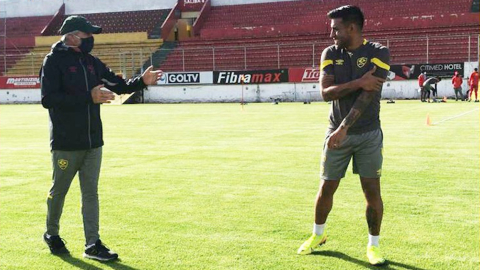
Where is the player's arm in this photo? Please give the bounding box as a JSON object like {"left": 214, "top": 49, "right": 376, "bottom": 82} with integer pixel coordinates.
{"left": 95, "top": 58, "right": 162, "bottom": 95}
{"left": 320, "top": 48, "right": 385, "bottom": 102}
{"left": 327, "top": 48, "right": 390, "bottom": 149}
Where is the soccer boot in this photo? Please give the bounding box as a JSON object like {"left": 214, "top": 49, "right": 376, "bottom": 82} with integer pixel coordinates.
{"left": 297, "top": 232, "right": 327, "bottom": 255}
{"left": 44, "top": 233, "right": 69, "bottom": 254}
{"left": 83, "top": 239, "right": 118, "bottom": 261}
{"left": 367, "top": 245, "right": 386, "bottom": 266}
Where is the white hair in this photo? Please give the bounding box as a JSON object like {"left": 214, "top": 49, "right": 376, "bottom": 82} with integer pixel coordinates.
{"left": 61, "top": 30, "right": 80, "bottom": 43}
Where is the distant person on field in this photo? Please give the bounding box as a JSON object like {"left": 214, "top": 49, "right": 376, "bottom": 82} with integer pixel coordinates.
{"left": 423, "top": 76, "right": 441, "bottom": 102}
{"left": 451, "top": 71, "right": 464, "bottom": 101}
{"left": 418, "top": 72, "right": 427, "bottom": 102}
{"left": 468, "top": 68, "right": 478, "bottom": 102}
{"left": 40, "top": 16, "right": 162, "bottom": 261}
{"left": 430, "top": 77, "right": 438, "bottom": 100}
{"left": 297, "top": 5, "right": 389, "bottom": 266}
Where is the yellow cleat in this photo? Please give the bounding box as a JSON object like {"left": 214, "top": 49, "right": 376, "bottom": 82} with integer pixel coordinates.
{"left": 297, "top": 233, "right": 327, "bottom": 255}
{"left": 367, "top": 245, "right": 386, "bottom": 265}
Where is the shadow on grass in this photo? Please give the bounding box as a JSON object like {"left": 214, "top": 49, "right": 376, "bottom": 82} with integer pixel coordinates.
{"left": 312, "top": 250, "right": 428, "bottom": 270}
{"left": 57, "top": 254, "right": 140, "bottom": 270}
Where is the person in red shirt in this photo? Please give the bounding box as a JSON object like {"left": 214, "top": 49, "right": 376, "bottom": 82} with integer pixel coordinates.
{"left": 451, "top": 71, "right": 464, "bottom": 101}
{"left": 418, "top": 72, "right": 427, "bottom": 102}
{"left": 468, "top": 68, "right": 479, "bottom": 102}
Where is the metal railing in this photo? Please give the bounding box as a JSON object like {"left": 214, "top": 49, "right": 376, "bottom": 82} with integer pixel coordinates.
{"left": 0, "top": 34, "right": 478, "bottom": 77}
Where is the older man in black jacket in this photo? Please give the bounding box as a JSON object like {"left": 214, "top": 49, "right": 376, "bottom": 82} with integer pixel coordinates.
{"left": 41, "top": 15, "right": 162, "bottom": 261}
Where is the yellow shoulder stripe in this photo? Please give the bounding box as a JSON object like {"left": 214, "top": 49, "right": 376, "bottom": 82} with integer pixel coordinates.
{"left": 363, "top": 39, "right": 368, "bottom": 45}
{"left": 371, "top": 58, "right": 390, "bottom": 71}
{"left": 320, "top": 60, "right": 333, "bottom": 70}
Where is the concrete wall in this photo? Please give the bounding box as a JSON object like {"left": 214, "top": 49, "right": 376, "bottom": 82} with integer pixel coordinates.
{"left": 144, "top": 83, "right": 320, "bottom": 103}
{"left": 0, "top": 89, "right": 40, "bottom": 103}
{"left": 0, "top": 0, "right": 62, "bottom": 17}
{"left": 144, "top": 78, "right": 473, "bottom": 103}
{"left": 211, "top": 0, "right": 296, "bottom": 6}
{"left": 0, "top": 0, "right": 297, "bottom": 17}
{"left": 63, "top": 0, "right": 176, "bottom": 15}
{"left": 0, "top": 80, "right": 473, "bottom": 104}
{"left": 0, "top": 0, "right": 177, "bottom": 17}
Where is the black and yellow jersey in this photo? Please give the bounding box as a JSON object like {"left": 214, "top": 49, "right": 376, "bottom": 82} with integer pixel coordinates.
{"left": 321, "top": 39, "right": 390, "bottom": 134}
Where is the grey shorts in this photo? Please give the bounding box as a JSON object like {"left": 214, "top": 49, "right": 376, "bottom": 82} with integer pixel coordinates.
{"left": 321, "top": 129, "right": 383, "bottom": 180}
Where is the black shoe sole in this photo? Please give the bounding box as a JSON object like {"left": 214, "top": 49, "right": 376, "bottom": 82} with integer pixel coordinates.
{"left": 83, "top": 253, "right": 118, "bottom": 262}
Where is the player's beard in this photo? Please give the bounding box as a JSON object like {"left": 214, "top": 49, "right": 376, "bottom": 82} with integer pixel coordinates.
{"left": 334, "top": 36, "right": 350, "bottom": 49}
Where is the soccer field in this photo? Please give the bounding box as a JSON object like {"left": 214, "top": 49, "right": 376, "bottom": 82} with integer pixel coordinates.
{"left": 0, "top": 101, "right": 478, "bottom": 270}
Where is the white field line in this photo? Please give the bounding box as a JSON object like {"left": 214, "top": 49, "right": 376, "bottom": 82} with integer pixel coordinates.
{"left": 432, "top": 107, "right": 479, "bottom": 125}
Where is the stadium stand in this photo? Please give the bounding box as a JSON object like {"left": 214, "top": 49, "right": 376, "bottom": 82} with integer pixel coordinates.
{"left": 159, "top": 0, "right": 479, "bottom": 71}
{"left": 0, "top": 15, "right": 53, "bottom": 75}
{"left": 0, "top": 0, "right": 478, "bottom": 75}
{"left": 2, "top": 7, "right": 171, "bottom": 77}
{"left": 41, "top": 9, "right": 170, "bottom": 38}
{"left": 6, "top": 36, "right": 164, "bottom": 77}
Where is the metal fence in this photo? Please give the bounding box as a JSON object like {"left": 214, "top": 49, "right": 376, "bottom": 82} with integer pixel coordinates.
{"left": 1, "top": 34, "right": 478, "bottom": 77}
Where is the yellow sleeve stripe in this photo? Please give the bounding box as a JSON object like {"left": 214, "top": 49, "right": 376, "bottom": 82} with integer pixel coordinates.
{"left": 371, "top": 58, "right": 390, "bottom": 71}
{"left": 320, "top": 60, "right": 333, "bottom": 70}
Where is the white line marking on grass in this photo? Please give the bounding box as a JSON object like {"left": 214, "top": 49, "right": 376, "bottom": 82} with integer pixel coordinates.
{"left": 432, "top": 107, "right": 479, "bottom": 125}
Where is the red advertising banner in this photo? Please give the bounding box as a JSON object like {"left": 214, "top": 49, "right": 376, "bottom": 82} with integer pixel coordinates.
{"left": 288, "top": 68, "right": 320, "bottom": 83}
{"left": 0, "top": 76, "right": 40, "bottom": 89}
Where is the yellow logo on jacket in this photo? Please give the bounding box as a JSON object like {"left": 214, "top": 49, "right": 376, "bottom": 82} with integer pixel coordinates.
{"left": 58, "top": 159, "right": 68, "bottom": 170}
{"left": 357, "top": 57, "right": 368, "bottom": 68}
{"left": 335, "top": 59, "right": 344, "bottom": 65}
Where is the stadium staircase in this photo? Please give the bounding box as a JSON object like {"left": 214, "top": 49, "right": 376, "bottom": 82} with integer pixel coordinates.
{"left": 140, "top": 41, "right": 178, "bottom": 73}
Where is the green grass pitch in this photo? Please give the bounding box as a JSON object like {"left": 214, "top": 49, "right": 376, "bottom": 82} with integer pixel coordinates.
{"left": 0, "top": 101, "right": 478, "bottom": 270}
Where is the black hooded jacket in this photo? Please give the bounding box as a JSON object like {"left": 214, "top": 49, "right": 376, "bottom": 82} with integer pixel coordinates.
{"left": 41, "top": 41, "right": 147, "bottom": 150}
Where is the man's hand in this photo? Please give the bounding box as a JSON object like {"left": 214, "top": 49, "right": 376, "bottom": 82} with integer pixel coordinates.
{"left": 91, "top": 84, "right": 115, "bottom": 104}
{"left": 327, "top": 125, "right": 348, "bottom": 149}
{"left": 142, "top": 66, "right": 163, "bottom": 85}
{"left": 358, "top": 66, "right": 385, "bottom": 91}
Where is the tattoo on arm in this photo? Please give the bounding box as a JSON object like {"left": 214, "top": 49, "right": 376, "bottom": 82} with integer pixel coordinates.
{"left": 321, "top": 74, "right": 358, "bottom": 101}
{"left": 341, "top": 91, "right": 376, "bottom": 128}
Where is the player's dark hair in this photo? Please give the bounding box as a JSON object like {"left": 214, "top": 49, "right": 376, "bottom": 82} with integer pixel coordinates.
{"left": 475, "top": 68, "right": 478, "bottom": 71}
{"left": 328, "top": 5, "right": 364, "bottom": 31}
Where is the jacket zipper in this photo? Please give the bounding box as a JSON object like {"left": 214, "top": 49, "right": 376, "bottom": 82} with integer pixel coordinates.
{"left": 79, "top": 58, "right": 92, "bottom": 149}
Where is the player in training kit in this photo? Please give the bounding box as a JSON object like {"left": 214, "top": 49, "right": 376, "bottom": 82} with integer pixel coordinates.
{"left": 297, "top": 6, "right": 389, "bottom": 266}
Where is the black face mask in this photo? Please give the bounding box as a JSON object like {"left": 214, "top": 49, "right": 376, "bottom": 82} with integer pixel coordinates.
{"left": 78, "top": 36, "right": 94, "bottom": 53}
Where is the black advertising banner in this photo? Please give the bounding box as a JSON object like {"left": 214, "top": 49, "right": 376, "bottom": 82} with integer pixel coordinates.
{"left": 213, "top": 69, "right": 289, "bottom": 84}
{"left": 388, "top": 63, "right": 464, "bottom": 80}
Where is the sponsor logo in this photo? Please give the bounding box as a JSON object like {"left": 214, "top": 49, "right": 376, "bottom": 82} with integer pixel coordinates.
{"left": 185, "top": 0, "right": 205, "bottom": 3}
{"left": 357, "top": 57, "right": 368, "bottom": 68}
{"left": 335, "top": 59, "right": 344, "bottom": 65}
{"left": 302, "top": 68, "right": 320, "bottom": 82}
{"left": 215, "top": 70, "right": 287, "bottom": 84}
{"left": 69, "top": 66, "right": 77, "bottom": 73}
{"left": 6, "top": 77, "right": 40, "bottom": 86}
{"left": 58, "top": 159, "right": 68, "bottom": 170}
{"left": 167, "top": 73, "right": 200, "bottom": 84}
{"left": 159, "top": 74, "right": 166, "bottom": 82}
{"left": 87, "top": 65, "right": 95, "bottom": 75}
{"left": 420, "top": 63, "right": 463, "bottom": 72}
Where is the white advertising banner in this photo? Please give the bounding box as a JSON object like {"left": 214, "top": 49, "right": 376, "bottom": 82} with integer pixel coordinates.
{"left": 157, "top": 71, "right": 213, "bottom": 85}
